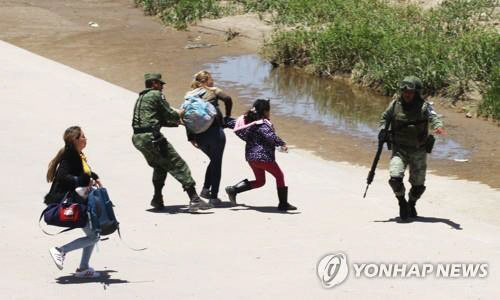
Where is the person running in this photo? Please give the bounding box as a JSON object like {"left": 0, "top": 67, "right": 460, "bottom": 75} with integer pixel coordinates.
{"left": 185, "top": 70, "right": 233, "bottom": 206}
{"left": 225, "top": 99, "right": 296, "bottom": 211}
{"left": 45, "top": 126, "right": 102, "bottom": 278}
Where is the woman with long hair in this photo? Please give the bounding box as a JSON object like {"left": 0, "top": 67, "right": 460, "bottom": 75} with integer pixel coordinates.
{"left": 225, "top": 99, "right": 296, "bottom": 211}
{"left": 186, "top": 70, "right": 233, "bottom": 206}
{"left": 45, "top": 126, "right": 102, "bottom": 278}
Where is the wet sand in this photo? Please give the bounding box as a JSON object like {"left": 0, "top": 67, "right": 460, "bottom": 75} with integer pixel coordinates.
{"left": 0, "top": 0, "right": 498, "bottom": 189}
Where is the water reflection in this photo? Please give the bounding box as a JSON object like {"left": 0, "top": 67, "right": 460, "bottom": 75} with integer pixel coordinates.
{"left": 206, "top": 55, "right": 469, "bottom": 160}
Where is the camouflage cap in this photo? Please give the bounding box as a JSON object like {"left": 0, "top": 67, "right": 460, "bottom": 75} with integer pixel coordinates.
{"left": 144, "top": 73, "right": 166, "bottom": 84}
{"left": 399, "top": 76, "right": 422, "bottom": 91}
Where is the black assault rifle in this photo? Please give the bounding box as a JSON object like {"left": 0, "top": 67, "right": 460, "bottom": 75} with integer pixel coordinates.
{"left": 363, "top": 120, "right": 392, "bottom": 198}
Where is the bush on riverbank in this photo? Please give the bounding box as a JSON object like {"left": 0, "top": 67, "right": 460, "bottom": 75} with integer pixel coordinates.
{"left": 134, "top": 0, "right": 500, "bottom": 119}
{"left": 134, "top": 0, "right": 227, "bottom": 29}
{"left": 479, "top": 66, "right": 500, "bottom": 120}
{"left": 251, "top": 0, "right": 499, "bottom": 119}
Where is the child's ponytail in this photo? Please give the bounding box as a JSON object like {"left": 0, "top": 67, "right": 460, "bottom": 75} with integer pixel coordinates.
{"left": 244, "top": 99, "right": 270, "bottom": 124}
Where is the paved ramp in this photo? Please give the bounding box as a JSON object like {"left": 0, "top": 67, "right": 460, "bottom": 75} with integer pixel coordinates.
{"left": 0, "top": 40, "right": 499, "bottom": 299}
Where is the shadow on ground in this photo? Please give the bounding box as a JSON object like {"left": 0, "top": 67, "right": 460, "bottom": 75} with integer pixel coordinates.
{"left": 374, "top": 216, "right": 462, "bottom": 230}
{"left": 146, "top": 205, "right": 214, "bottom": 215}
{"left": 231, "top": 204, "right": 301, "bottom": 214}
{"left": 145, "top": 202, "right": 301, "bottom": 214}
{"left": 55, "top": 270, "right": 130, "bottom": 287}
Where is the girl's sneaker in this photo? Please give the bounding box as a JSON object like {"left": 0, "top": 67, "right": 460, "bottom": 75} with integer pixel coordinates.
{"left": 75, "top": 267, "right": 101, "bottom": 278}
{"left": 49, "top": 247, "right": 65, "bottom": 270}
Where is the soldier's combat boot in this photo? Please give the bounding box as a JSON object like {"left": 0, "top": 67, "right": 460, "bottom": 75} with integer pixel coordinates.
{"left": 277, "top": 186, "right": 296, "bottom": 211}
{"left": 408, "top": 185, "right": 426, "bottom": 218}
{"left": 225, "top": 179, "right": 252, "bottom": 204}
{"left": 389, "top": 177, "right": 409, "bottom": 220}
{"left": 150, "top": 195, "right": 165, "bottom": 210}
{"left": 186, "top": 186, "right": 212, "bottom": 212}
{"left": 151, "top": 179, "right": 165, "bottom": 210}
{"left": 397, "top": 196, "right": 409, "bottom": 220}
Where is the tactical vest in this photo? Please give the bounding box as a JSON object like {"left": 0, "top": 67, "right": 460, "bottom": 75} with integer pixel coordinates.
{"left": 391, "top": 99, "right": 429, "bottom": 147}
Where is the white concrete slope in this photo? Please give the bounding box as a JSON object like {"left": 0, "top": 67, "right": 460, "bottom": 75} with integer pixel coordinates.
{"left": 0, "top": 40, "right": 499, "bottom": 299}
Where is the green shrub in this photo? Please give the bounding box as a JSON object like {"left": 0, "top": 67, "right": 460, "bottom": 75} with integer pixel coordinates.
{"left": 479, "top": 66, "right": 500, "bottom": 120}
{"left": 261, "top": 0, "right": 499, "bottom": 104}
{"left": 135, "top": 0, "right": 224, "bottom": 29}
{"left": 135, "top": 0, "right": 500, "bottom": 118}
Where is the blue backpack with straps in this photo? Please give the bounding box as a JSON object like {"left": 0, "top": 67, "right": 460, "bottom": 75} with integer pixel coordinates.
{"left": 181, "top": 88, "right": 217, "bottom": 134}
{"left": 86, "top": 187, "right": 119, "bottom": 236}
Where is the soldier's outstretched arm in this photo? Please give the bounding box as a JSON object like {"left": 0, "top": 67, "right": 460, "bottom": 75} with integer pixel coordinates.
{"left": 158, "top": 94, "right": 180, "bottom": 127}
{"left": 425, "top": 102, "right": 446, "bottom": 135}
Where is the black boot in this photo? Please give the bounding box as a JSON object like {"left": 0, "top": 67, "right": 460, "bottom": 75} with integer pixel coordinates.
{"left": 389, "top": 177, "right": 409, "bottom": 220}
{"left": 225, "top": 179, "right": 252, "bottom": 204}
{"left": 408, "top": 185, "right": 426, "bottom": 218}
{"left": 408, "top": 200, "right": 417, "bottom": 218}
{"left": 150, "top": 195, "right": 165, "bottom": 210}
{"left": 277, "top": 186, "right": 296, "bottom": 211}
{"left": 151, "top": 170, "right": 167, "bottom": 210}
{"left": 151, "top": 180, "right": 165, "bottom": 210}
{"left": 397, "top": 196, "right": 409, "bottom": 220}
{"left": 185, "top": 186, "right": 212, "bottom": 212}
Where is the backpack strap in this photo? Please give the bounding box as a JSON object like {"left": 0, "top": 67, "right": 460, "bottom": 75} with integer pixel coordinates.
{"left": 113, "top": 226, "right": 147, "bottom": 251}
{"left": 97, "top": 226, "right": 147, "bottom": 251}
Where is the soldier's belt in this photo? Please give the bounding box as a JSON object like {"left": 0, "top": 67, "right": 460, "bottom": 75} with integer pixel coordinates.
{"left": 133, "top": 127, "right": 154, "bottom": 134}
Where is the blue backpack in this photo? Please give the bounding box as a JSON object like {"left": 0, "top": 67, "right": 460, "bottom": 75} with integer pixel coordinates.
{"left": 87, "top": 188, "right": 119, "bottom": 236}
{"left": 181, "top": 88, "right": 217, "bottom": 134}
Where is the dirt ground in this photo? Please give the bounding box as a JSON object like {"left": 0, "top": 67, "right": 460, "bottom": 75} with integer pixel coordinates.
{"left": 0, "top": 0, "right": 498, "bottom": 188}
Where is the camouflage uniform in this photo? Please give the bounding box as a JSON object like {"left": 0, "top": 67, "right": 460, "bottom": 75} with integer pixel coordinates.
{"left": 379, "top": 76, "right": 443, "bottom": 219}
{"left": 132, "top": 73, "right": 206, "bottom": 211}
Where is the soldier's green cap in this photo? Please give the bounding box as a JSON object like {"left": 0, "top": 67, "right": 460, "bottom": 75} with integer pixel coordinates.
{"left": 399, "top": 76, "right": 422, "bottom": 91}
{"left": 144, "top": 73, "right": 166, "bottom": 84}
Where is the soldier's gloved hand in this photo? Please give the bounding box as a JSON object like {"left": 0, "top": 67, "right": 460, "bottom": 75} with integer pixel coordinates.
{"left": 378, "top": 129, "right": 388, "bottom": 142}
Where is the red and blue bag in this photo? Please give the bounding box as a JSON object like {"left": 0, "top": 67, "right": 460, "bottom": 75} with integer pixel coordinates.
{"left": 39, "top": 193, "right": 88, "bottom": 235}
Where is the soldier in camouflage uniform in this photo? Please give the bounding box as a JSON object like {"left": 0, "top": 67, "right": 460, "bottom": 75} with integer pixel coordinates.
{"left": 379, "top": 76, "right": 446, "bottom": 220}
{"left": 131, "top": 73, "right": 211, "bottom": 212}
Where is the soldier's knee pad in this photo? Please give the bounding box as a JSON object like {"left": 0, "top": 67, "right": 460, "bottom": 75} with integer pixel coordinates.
{"left": 388, "top": 177, "right": 405, "bottom": 194}
{"left": 410, "top": 185, "right": 426, "bottom": 199}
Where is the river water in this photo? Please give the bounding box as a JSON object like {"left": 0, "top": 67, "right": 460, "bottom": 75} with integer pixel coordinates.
{"left": 206, "top": 55, "right": 470, "bottom": 161}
